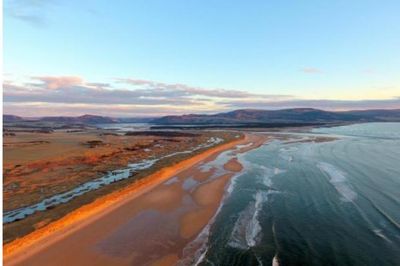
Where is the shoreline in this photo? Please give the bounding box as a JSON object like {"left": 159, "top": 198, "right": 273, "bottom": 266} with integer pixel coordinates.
{"left": 177, "top": 134, "right": 268, "bottom": 265}
{"left": 3, "top": 130, "right": 236, "bottom": 243}
{"left": 4, "top": 133, "right": 255, "bottom": 265}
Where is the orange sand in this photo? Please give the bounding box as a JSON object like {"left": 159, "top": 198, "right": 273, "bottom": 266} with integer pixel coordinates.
{"left": 150, "top": 254, "right": 179, "bottom": 266}
{"left": 4, "top": 133, "right": 268, "bottom": 266}
{"left": 180, "top": 174, "right": 232, "bottom": 239}
{"left": 224, "top": 158, "right": 243, "bottom": 172}
{"left": 3, "top": 134, "right": 248, "bottom": 263}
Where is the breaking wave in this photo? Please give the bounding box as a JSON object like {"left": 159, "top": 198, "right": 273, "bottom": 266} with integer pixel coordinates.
{"left": 228, "top": 191, "right": 268, "bottom": 249}
{"left": 317, "top": 162, "right": 357, "bottom": 202}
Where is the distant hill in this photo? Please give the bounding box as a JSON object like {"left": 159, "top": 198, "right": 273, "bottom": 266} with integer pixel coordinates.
{"left": 3, "top": 115, "right": 24, "bottom": 122}
{"left": 3, "top": 114, "right": 155, "bottom": 125}
{"left": 342, "top": 109, "right": 400, "bottom": 122}
{"left": 39, "top": 114, "right": 117, "bottom": 124}
{"left": 152, "top": 108, "right": 400, "bottom": 125}
{"left": 4, "top": 109, "right": 400, "bottom": 126}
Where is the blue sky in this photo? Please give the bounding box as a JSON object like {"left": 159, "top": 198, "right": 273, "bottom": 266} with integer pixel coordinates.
{"left": 3, "top": 0, "right": 400, "bottom": 116}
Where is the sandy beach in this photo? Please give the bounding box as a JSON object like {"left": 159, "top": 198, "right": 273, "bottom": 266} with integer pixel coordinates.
{"left": 3, "top": 129, "right": 236, "bottom": 243}
{"left": 4, "top": 133, "right": 267, "bottom": 266}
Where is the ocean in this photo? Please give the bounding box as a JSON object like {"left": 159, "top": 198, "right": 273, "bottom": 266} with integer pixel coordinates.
{"left": 193, "top": 123, "right": 400, "bottom": 266}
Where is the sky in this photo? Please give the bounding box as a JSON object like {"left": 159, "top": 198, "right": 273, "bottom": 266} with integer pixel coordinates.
{"left": 3, "top": 0, "right": 400, "bottom": 117}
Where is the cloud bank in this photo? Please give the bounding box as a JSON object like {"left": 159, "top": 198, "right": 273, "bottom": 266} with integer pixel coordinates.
{"left": 3, "top": 75, "right": 399, "bottom": 117}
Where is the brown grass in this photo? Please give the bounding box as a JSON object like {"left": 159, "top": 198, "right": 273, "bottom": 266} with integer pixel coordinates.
{"left": 3, "top": 129, "right": 239, "bottom": 243}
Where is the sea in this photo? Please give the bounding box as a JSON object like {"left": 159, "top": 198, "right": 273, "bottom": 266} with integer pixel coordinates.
{"left": 96, "top": 122, "right": 151, "bottom": 131}
{"left": 189, "top": 122, "right": 400, "bottom": 266}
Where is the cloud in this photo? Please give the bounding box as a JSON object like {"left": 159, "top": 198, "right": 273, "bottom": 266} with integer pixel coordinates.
{"left": 301, "top": 67, "right": 322, "bottom": 74}
{"left": 3, "top": 102, "right": 219, "bottom": 117}
{"left": 4, "top": 84, "right": 203, "bottom": 106}
{"left": 86, "top": 82, "right": 111, "bottom": 88}
{"left": 31, "top": 76, "right": 83, "bottom": 89}
{"left": 6, "top": 12, "right": 45, "bottom": 26}
{"left": 3, "top": 76, "right": 232, "bottom": 113}
{"left": 4, "top": 0, "right": 57, "bottom": 27}
{"left": 116, "top": 78, "right": 291, "bottom": 99}
{"left": 3, "top": 75, "right": 399, "bottom": 117}
{"left": 220, "top": 98, "right": 400, "bottom": 111}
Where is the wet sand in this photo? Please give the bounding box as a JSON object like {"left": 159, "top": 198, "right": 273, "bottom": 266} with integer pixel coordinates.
{"left": 4, "top": 133, "right": 268, "bottom": 266}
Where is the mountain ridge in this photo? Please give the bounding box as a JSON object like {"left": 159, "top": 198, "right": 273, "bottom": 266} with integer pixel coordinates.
{"left": 152, "top": 108, "right": 400, "bottom": 124}
{"left": 4, "top": 108, "right": 400, "bottom": 125}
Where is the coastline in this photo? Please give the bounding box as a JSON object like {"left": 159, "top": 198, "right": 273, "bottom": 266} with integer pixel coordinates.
{"left": 4, "top": 132, "right": 266, "bottom": 265}
{"left": 3, "top": 130, "right": 234, "bottom": 242}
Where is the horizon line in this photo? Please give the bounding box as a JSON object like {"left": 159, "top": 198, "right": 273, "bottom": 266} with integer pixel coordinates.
{"left": 4, "top": 107, "right": 400, "bottom": 119}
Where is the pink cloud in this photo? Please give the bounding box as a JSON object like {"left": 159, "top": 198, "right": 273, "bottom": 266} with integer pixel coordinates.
{"left": 3, "top": 75, "right": 399, "bottom": 116}
{"left": 32, "top": 76, "right": 83, "bottom": 89}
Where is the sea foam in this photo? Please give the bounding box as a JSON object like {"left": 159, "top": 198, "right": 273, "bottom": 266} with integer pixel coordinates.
{"left": 317, "top": 162, "right": 357, "bottom": 202}
{"left": 272, "top": 255, "right": 280, "bottom": 266}
{"left": 228, "top": 191, "right": 268, "bottom": 249}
